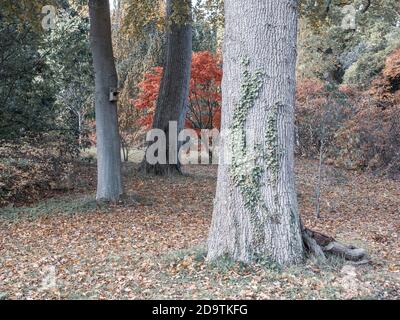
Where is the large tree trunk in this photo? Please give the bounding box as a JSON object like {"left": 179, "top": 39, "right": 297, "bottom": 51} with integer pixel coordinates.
{"left": 89, "top": 0, "right": 123, "bottom": 202}
{"left": 207, "top": 0, "right": 304, "bottom": 265}
{"left": 141, "top": 0, "right": 192, "bottom": 175}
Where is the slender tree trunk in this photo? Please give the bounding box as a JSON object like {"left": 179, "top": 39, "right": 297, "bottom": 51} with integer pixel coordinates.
{"left": 142, "top": 0, "right": 192, "bottom": 175}
{"left": 77, "top": 111, "right": 84, "bottom": 149}
{"left": 207, "top": 0, "right": 304, "bottom": 265}
{"left": 315, "top": 139, "right": 325, "bottom": 218}
{"left": 89, "top": 0, "right": 123, "bottom": 202}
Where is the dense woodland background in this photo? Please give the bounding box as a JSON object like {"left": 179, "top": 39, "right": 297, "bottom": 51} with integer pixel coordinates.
{"left": 0, "top": 0, "right": 399, "bottom": 299}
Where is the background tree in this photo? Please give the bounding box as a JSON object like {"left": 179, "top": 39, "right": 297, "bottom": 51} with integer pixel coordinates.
{"left": 297, "top": 0, "right": 400, "bottom": 87}
{"left": 192, "top": 1, "right": 220, "bottom": 53}
{"left": 88, "top": 0, "right": 123, "bottom": 202}
{"left": 141, "top": 0, "right": 193, "bottom": 175}
{"left": 45, "top": 8, "right": 94, "bottom": 150}
{"left": 0, "top": 0, "right": 92, "bottom": 204}
{"left": 0, "top": 5, "right": 57, "bottom": 140}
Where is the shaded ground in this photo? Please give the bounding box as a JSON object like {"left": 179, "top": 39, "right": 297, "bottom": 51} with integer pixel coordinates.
{"left": 0, "top": 160, "right": 399, "bottom": 299}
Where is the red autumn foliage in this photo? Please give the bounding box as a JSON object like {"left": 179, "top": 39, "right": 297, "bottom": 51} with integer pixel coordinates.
{"left": 133, "top": 51, "right": 222, "bottom": 131}
{"left": 187, "top": 51, "right": 222, "bottom": 132}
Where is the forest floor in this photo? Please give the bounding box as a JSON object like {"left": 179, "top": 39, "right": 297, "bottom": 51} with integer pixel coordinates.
{"left": 0, "top": 159, "right": 399, "bottom": 300}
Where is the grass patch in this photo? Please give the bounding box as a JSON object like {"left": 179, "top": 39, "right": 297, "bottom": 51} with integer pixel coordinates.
{"left": 149, "top": 245, "right": 382, "bottom": 299}
{"left": 0, "top": 195, "right": 97, "bottom": 220}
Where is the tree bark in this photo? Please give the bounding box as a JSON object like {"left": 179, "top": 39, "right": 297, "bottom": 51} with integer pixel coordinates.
{"left": 89, "top": 0, "right": 123, "bottom": 202}
{"left": 207, "top": 0, "right": 304, "bottom": 265}
{"left": 141, "top": 0, "right": 192, "bottom": 175}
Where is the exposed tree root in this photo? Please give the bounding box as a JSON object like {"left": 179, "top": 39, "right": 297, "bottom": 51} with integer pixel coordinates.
{"left": 302, "top": 227, "right": 369, "bottom": 263}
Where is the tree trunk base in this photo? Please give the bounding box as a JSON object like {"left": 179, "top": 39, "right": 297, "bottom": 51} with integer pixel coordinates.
{"left": 140, "top": 160, "right": 183, "bottom": 176}
{"left": 302, "top": 228, "right": 369, "bottom": 263}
